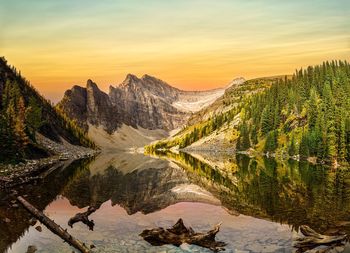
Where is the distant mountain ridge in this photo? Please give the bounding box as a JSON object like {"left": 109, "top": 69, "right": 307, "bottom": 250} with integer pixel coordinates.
{"left": 58, "top": 74, "right": 238, "bottom": 135}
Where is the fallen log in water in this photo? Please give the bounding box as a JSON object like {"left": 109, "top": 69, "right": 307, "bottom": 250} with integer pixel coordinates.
{"left": 68, "top": 206, "right": 97, "bottom": 230}
{"left": 140, "top": 218, "right": 226, "bottom": 252}
{"left": 294, "top": 225, "right": 347, "bottom": 252}
{"left": 17, "top": 196, "right": 91, "bottom": 253}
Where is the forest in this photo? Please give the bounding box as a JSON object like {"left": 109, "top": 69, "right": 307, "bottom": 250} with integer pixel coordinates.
{"left": 0, "top": 57, "right": 94, "bottom": 163}
{"left": 237, "top": 60, "right": 350, "bottom": 165}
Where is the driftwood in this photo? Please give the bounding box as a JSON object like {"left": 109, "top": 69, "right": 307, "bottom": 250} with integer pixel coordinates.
{"left": 140, "top": 218, "right": 226, "bottom": 252}
{"left": 294, "top": 225, "right": 347, "bottom": 252}
{"left": 68, "top": 206, "right": 97, "bottom": 230}
{"left": 17, "top": 196, "right": 91, "bottom": 253}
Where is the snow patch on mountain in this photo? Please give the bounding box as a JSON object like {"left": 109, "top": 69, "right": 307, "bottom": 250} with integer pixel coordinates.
{"left": 172, "top": 89, "right": 226, "bottom": 112}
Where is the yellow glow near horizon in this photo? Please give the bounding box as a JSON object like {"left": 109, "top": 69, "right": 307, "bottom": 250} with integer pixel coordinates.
{"left": 1, "top": 1, "right": 349, "bottom": 102}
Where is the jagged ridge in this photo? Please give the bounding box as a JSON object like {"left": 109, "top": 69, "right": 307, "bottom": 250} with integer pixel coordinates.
{"left": 58, "top": 74, "right": 230, "bottom": 134}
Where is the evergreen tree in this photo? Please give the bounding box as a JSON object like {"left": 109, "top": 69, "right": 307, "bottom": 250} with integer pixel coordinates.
{"left": 273, "top": 102, "right": 280, "bottom": 129}
{"left": 14, "top": 96, "right": 29, "bottom": 155}
{"left": 288, "top": 135, "right": 297, "bottom": 156}
{"left": 239, "top": 121, "right": 251, "bottom": 150}
{"left": 264, "top": 130, "right": 278, "bottom": 153}
{"left": 308, "top": 130, "right": 319, "bottom": 156}
{"left": 236, "top": 135, "right": 241, "bottom": 151}
{"left": 337, "top": 110, "right": 346, "bottom": 160}
{"left": 322, "top": 82, "right": 337, "bottom": 160}
{"left": 346, "top": 117, "right": 350, "bottom": 162}
{"left": 299, "top": 132, "right": 310, "bottom": 158}
{"left": 0, "top": 114, "right": 8, "bottom": 160}
{"left": 313, "top": 101, "right": 327, "bottom": 159}
{"left": 261, "top": 106, "right": 272, "bottom": 135}
{"left": 26, "top": 97, "right": 43, "bottom": 140}
{"left": 250, "top": 125, "right": 258, "bottom": 145}
{"left": 308, "top": 88, "right": 318, "bottom": 129}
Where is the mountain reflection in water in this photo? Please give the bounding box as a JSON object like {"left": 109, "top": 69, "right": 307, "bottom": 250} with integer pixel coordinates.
{"left": 1, "top": 151, "right": 350, "bottom": 252}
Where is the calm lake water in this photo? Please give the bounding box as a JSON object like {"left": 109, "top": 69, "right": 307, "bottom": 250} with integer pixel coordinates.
{"left": 1, "top": 151, "right": 350, "bottom": 253}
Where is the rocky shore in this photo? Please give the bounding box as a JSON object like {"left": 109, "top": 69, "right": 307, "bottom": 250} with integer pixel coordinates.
{"left": 0, "top": 133, "right": 98, "bottom": 189}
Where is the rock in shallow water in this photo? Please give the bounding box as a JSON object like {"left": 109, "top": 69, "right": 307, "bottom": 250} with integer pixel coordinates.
{"left": 26, "top": 245, "right": 37, "bottom": 253}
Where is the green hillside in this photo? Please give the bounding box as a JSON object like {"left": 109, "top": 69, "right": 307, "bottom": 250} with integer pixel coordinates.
{"left": 237, "top": 60, "right": 350, "bottom": 166}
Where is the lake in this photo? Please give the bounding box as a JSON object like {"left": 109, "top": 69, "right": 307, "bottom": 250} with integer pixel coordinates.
{"left": 1, "top": 151, "right": 350, "bottom": 253}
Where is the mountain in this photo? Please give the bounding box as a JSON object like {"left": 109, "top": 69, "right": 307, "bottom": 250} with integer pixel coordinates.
{"left": 145, "top": 76, "right": 278, "bottom": 152}
{"left": 63, "top": 153, "right": 220, "bottom": 215}
{"left": 0, "top": 57, "right": 94, "bottom": 163}
{"left": 58, "top": 74, "right": 233, "bottom": 148}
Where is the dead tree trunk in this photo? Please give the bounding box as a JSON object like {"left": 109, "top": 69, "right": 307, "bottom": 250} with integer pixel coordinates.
{"left": 68, "top": 206, "right": 97, "bottom": 230}
{"left": 17, "top": 196, "right": 91, "bottom": 253}
{"left": 294, "top": 225, "right": 347, "bottom": 252}
{"left": 140, "top": 218, "right": 226, "bottom": 252}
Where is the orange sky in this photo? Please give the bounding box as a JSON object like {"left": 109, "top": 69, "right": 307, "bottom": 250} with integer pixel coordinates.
{"left": 1, "top": 1, "right": 349, "bottom": 102}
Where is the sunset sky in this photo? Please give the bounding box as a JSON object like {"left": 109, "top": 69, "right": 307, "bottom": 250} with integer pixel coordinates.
{"left": 1, "top": 0, "right": 349, "bottom": 102}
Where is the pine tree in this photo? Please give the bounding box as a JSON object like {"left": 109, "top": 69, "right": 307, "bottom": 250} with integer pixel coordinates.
{"left": 288, "top": 134, "right": 297, "bottom": 156}
{"left": 337, "top": 110, "right": 346, "bottom": 161}
{"left": 250, "top": 125, "right": 258, "bottom": 145}
{"left": 308, "top": 88, "right": 318, "bottom": 129}
{"left": 261, "top": 106, "right": 272, "bottom": 135}
{"left": 26, "top": 97, "right": 43, "bottom": 140}
{"left": 322, "top": 82, "right": 337, "bottom": 161}
{"left": 315, "top": 106, "right": 327, "bottom": 159}
{"left": 239, "top": 121, "right": 251, "bottom": 150}
{"left": 15, "top": 96, "right": 29, "bottom": 155}
{"left": 4, "top": 103, "right": 17, "bottom": 159}
{"left": 299, "top": 132, "right": 310, "bottom": 158}
{"left": 346, "top": 117, "right": 350, "bottom": 162}
{"left": 273, "top": 102, "right": 280, "bottom": 129}
{"left": 0, "top": 114, "right": 7, "bottom": 160}
{"left": 264, "top": 130, "right": 278, "bottom": 153}
{"left": 236, "top": 136, "right": 241, "bottom": 151}
{"left": 308, "top": 130, "right": 319, "bottom": 156}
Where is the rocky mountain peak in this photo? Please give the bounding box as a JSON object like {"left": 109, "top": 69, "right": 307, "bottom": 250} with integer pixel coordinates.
{"left": 86, "top": 79, "right": 100, "bottom": 91}
{"left": 141, "top": 74, "right": 179, "bottom": 92}
{"left": 119, "top": 74, "right": 140, "bottom": 88}
{"left": 59, "top": 74, "right": 237, "bottom": 136}
{"left": 126, "top": 73, "right": 139, "bottom": 80}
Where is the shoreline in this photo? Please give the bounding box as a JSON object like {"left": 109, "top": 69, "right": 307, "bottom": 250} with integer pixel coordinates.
{"left": 0, "top": 133, "right": 99, "bottom": 189}
{"left": 0, "top": 150, "right": 98, "bottom": 189}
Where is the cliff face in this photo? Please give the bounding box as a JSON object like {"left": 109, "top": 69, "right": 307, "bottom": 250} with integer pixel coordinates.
{"left": 108, "top": 74, "right": 187, "bottom": 131}
{"left": 58, "top": 74, "right": 227, "bottom": 134}
{"left": 59, "top": 80, "right": 120, "bottom": 133}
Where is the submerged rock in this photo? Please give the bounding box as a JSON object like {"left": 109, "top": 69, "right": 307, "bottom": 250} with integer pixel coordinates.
{"left": 26, "top": 245, "right": 37, "bottom": 253}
